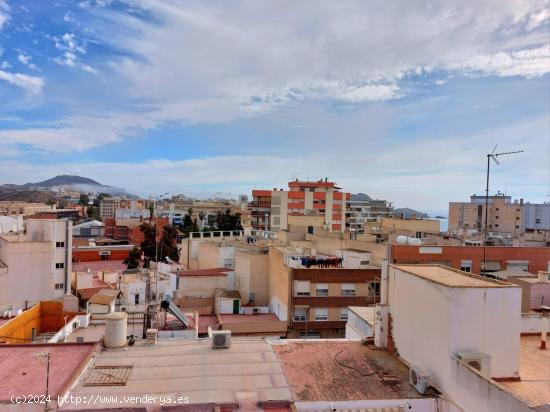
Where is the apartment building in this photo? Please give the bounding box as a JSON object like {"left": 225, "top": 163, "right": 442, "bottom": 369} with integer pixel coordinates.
{"left": 449, "top": 194, "right": 523, "bottom": 233}
{"left": 0, "top": 201, "right": 53, "bottom": 216}
{"left": 249, "top": 179, "right": 349, "bottom": 233}
{"left": 391, "top": 244, "right": 550, "bottom": 275}
{"left": 268, "top": 245, "right": 380, "bottom": 338}
{"left": 346, "top": 196, "right": 393, "bottom": 233}
{"left": 99, "top": 198, "right": 123, "bottom": 220}
{"left": 0, "top": 219, "right": 72, "bottom": 310}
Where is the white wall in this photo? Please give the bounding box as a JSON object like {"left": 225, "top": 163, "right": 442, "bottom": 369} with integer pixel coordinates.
{"left": 387, "top": 266, "right": 523, "bottom": 412}
{"left": 521, "top": 312, "right": 546, "bottom": 333}
{"left": 295, "top": 399, "right": 437, "bottom": 412}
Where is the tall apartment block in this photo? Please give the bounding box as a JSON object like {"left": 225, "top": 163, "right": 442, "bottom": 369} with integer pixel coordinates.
{"left": 0, "top": 219, "right": 72, "bottom": 310}
{"left": 249, "top": 180, "right": 349, "bottom": 232}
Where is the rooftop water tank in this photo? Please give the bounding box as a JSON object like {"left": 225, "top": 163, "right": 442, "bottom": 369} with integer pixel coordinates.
{"left": 396, "top": 235, "right": 422, "bottom": 245}
{"left": 104, "top": 312, "right": 128, "bottom": 348}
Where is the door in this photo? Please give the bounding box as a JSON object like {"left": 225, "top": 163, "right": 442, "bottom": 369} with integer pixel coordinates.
{"left": 233, "top": 299, "right": 240, "bottom": 314}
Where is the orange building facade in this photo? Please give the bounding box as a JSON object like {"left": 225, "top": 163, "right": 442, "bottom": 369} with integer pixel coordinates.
{"left": 249, "top": 180, "right": 350, "bottom": 233}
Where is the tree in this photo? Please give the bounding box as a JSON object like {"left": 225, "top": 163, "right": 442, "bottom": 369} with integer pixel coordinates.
{"left": 87, "top": 206, "right": 100, "bottom": 220}
{"left": 159, "top": 225, "right": 180, "bottom": 262}
{"left": 139, "top": 222, "right": 157, "bottom": 268}
{"left": 78, "top": 194, "right": 90, "bottom": 206}
{"left": 124, "top": 246, "right": 141, "bottom": 269}
{"left": 214, "top": 209, "right": 243, "bottom": 231}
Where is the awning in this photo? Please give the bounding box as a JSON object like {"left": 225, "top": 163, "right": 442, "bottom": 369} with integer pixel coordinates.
{"left": 294, "top": 305, "right": 310, "bottom": 309}
{"left": 483, "top": 261, "right": 501, "bottom": 271}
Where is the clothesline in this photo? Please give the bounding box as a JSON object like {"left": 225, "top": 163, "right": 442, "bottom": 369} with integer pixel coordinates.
{"left": 291, "top": 255, "right": 343, "bottom": 268}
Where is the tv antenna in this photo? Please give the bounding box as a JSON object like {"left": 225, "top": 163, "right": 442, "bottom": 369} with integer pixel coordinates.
{"left": 482, "top": 145, "right": 523, "bottom": 275}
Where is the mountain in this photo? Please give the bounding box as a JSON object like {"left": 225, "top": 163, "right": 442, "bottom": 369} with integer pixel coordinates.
{"left": 393, "top": 207, "right": 429, "bottom": 219}
{"left": 0, "top": 175, "right": 131, "bottom": 201}
{"left": 33, "top": 175, "right": 102, "bottom": 187}
{"left": 350, "top": 193, "right": 373, "bottom": 201}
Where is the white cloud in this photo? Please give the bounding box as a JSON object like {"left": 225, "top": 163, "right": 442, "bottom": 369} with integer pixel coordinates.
{"left": 0, "top": 0, "right": 9, "bottom": 30}
{"left": 3, "top": 0, "right": 550, "bottom": 155}
{"left": 52, "top": 32, "right": 97, "bottom": 73}
{"left": 1, "top": 60, "right": 11, "bottom": 69}
{"left": 451, "top": 45, "right": 550, "bottom": 78}
{"left": 17, "top": 53, "right": 31, "bottom": 65}
{"left": 0, "top": 69, "right": 44, "bottom": 94}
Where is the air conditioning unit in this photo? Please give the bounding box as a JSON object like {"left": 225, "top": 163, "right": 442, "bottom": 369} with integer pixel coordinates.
{"left": 212, "top": 330, "right": 231, "bottom": 349}
{"left": 457, "top": 352, "right": 491, "bottom": 376}
{"left": 409, "top": 366, "right": 430, "bottom": 394}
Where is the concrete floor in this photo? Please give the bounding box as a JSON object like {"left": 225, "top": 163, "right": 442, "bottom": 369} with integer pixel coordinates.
{"left": 63, "top": 338, "right": 291, "bottom": 410}
{"left": 501, "top": 335, "right": 550, "bottom": 407}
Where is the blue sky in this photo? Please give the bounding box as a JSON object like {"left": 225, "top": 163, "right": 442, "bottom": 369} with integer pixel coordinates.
{"left": 0, "top": 0, "right": 548, "bottom": 215}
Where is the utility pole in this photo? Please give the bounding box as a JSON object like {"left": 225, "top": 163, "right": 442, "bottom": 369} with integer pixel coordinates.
{"left": 482, "top": 146, "right": 523, "bottom": 275}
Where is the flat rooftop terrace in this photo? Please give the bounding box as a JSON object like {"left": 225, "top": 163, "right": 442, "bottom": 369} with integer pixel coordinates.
{"left": 0, "top": 343, "right": 98, "bottom": 403}
{"left": 501, "top": 335, "right": 550, "bottom": 407}
{"left": 272, "top": 341, "right": 421, "bottom": 401}
{"left": 392, "top": 264, "right": 515, "bottom": 288}
{"left": 64, "top": 338, "right": 291, "bottom": 410}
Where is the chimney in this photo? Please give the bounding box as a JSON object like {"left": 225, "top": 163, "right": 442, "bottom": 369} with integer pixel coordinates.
{"left": 538, "top": 271, "right": 548, "bottom": 283}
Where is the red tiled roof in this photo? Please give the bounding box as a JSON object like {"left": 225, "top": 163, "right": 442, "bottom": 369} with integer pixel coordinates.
{"left": 78, "top": 285, "right": 115, "bottom": 300}
{"left": 179, "top": 268, "right": 231, "bottom": 277}
{"left": 0, "top": 343, "right": 98, "bottom": 401}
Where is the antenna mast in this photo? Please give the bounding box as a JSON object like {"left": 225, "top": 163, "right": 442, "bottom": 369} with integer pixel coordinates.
{"left": 482, "top": 145, "right": 523, "bottom": 275}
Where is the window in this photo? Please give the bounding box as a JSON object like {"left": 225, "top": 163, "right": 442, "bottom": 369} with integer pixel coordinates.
{"left": 495, "top": 224, "right": 499, "bottom": 227}
{"left": 315, "top": 308, "right": 328, "bottom": 321}
{"left": 295, "top": 280, "right": 311, "bottom": 296}
{"left": 55, "top": 241, "right": 65, "bottom": 248}
{"left": 134, "top": 293, "right": 140, "bottom": 305}
{"left": 368, "top": 281, "right": 381, "bottom": 298}
{"left": 507, "top": 261, "right": 529, "bottom": 271}
{"left": 495, "top": 216, "right": 499, "bottom": 219}
{"left": 340, "top": 308, "right": 348, "bottom": 321}
{"left": 536, "top": 218, "right": 542, "bottom": 224}
{"left": 101, "top": 254, "right": 109, "bottom": 261}
{"left": 248, "top": 292, "right": 255, "bottom": 302}
{"left": 294, "top": 308, "right": 307, "bottom": 322}
{"left": 495, "top": 208, "right": 500, "bottom": 211}
{"left": 54, "top": 283, "right": 64, "bottom": 290}
{"left": 415, "top": 231, "right": 422, "bottom": 239}
{"left": 55, "top": 262, "right": 64, "bottom": 269}
{"left": 223, "top": 258, "right": 234, "bottom": 268}
{"left": 341, "top": 283, "right": 355, "bottom": 296}
{"left": 315, "top": 283, "right": 328, "bottom": 297}
{"left": 307, "top": 226, "right": 314, "bottom": 234}
{"left": 300, "top": 331, "right": 320, "bottom": 339}
{"left": 460, "top": 260, "right": 472, "bottom": 273}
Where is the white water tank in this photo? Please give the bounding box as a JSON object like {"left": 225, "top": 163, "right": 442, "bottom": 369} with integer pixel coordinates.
{"left": 104, "top": 312, "right": 128, "bottom": 348}
{"left": 396, "top": 236, "right": 422, "bottom": 245}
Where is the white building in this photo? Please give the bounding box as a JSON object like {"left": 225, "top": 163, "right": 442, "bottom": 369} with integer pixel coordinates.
{"left": 380, "top": 264, "right": 526, "bottom": 412}
{"left": 0, "top": 215, "right": 23, "bottom": 234}
{"left": 115, "top": 208, "right": 150, "bottom": 219}
{"left": 72, "top": 219, "right": 105, "bottom": 238}
{"left": 0, "top": 219, "right": 72, "bottom": 311}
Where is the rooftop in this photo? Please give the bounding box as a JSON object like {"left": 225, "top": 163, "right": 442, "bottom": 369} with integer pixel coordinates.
{"left": 0, "top": 342, "right": 98, "bottom": 402}
{"left": 179, "top": 268, "right": 232, "bottom": 277}
{"left": 64, "top": 338, "right": 291, "bottom": 410}
{"left": 392, "top": 264, "right": 515, "bottom": 288}
{"left": 513, "top": 276, "right": 550, "bottom": 284}
{"left": 73, "top": 260, "right": 128, "bottom": 272}
{"left": 272, "top": 341, "right": 421, "bottom": 401}
{"left": 500, "top": 335, "right": 550, "bottom": 407}
{"left": 220, "top": 314, "right": 280, "bottom": 323}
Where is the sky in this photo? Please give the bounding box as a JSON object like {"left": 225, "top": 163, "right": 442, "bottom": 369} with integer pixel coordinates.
{"left": 0, "top": 0, "right": 548, "bottom": 216}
